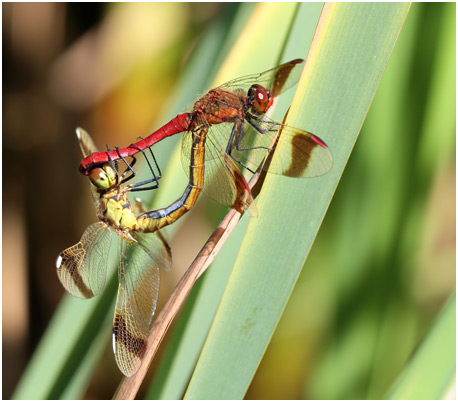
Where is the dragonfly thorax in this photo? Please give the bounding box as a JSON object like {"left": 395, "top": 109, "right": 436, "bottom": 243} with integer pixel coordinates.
{"left": 98, "top": 189, "right": 137, "bottom": 232}
{"left": 192, "top": 88, "right": 244, "bottom": 126}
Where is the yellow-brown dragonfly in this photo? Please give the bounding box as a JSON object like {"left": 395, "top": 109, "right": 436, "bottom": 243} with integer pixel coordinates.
{"left": 56, "top": 128, "right": 173, "bottom": 377}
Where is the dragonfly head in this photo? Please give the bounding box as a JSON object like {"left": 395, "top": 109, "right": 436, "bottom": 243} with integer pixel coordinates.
{"left": 88, "top": 163, "right": 117, "bottom": 190}
{"left": 247, "top": 84, "right": 273, "bottom": 115}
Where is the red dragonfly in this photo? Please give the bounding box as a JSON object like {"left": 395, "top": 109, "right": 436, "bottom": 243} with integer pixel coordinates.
{"left": 80, "top": 59, "right": 332, "bottom": 223}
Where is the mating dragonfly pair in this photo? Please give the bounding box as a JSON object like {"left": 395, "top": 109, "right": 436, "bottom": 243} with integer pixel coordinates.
{"left": 56, "top": 59, "right": 333, "bottom": 377}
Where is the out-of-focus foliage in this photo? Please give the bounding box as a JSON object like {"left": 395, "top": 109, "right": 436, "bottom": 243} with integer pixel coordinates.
{"left": 4, "top": 3, "right": 237, "bottom": 399}
{"left": 4, "top": 2, "right": 454, "bottom": 400}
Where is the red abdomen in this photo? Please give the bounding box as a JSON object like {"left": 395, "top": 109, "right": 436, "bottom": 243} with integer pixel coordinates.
{"left": 79, "top": 113, "right": 192, "bottom": 175}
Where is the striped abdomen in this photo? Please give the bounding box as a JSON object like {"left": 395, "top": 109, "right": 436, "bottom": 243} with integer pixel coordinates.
{"left": 134, "top": 126, "right": 207, "bottom": 233}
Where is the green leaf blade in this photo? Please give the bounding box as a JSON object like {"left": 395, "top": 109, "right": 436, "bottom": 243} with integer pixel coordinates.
{"left": 184, "top": 3, "right": 411, "bottom": 399}
{"left": 386, "top": 293, "right": 456, "bottom": 399}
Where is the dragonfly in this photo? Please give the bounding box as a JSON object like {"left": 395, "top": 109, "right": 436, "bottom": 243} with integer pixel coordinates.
{"left": 78, "top": 59, "right": 333, "bottom": 225}
{"left": 56, "top": 128, "right": 174, "bottom": 377}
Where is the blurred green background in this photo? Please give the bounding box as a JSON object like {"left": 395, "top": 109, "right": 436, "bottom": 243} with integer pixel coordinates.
{"left": 3, "top": 3, "right": 455, "bottom": 399}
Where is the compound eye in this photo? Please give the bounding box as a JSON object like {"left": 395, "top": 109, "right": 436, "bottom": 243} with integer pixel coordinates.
{"left": 249, "top": 84, "right": 273, "bottom": 115}
{"left": 88, "top": 165, "right": 116, "bottom": 189}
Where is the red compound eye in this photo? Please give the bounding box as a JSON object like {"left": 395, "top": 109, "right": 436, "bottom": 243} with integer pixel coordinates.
{"left": 249, "top": 84, "right": 273, "bottom": 114}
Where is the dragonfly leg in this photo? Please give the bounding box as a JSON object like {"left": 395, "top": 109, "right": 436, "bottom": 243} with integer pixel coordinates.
{"left": 105, "top": 144, "right": 121, "bottom": 179}
{"left": 127, "top": 166, "right": 161, "bottom": 192}
{"left": 224, "top": 120, "right": 257, "bottom": 174}
{"left": 237, "top": 117, "right": 275, "bottom": 153}
{"left": 115, "top": 145, "right": 162, "bottom": 192}
{"left": 125, "top": 143, "right": 162, "bottom": 192}
{"left": 235, "top": 115, "right": 280, "bottom": 155}
{"left": 131, "top": 139, "right": 162, "bottom": 180}
{"left": 114, "top": 148, "right": 137, "bottom": 184}
{"left": 247, "top": 114, "right": 279, "bottom": 135}
{"left": 226, "top": 115, "right": 282, "bottom": 174}
{"left": 128, "top": 181, "right": 160, "bottom": 192}
{"left": 225, "top": 119, "right": 239, "bottom": 156}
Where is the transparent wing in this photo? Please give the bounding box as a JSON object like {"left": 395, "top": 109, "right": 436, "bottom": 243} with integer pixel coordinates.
{"left": 56, "top": 222, "right": 112, "bottom": 299}
{"left": 231, "top": 116, "right": 333, "bottom": 178}
{"left": 181, "top": 120, "right": 254, "bottom": 213}
{"left": 181, "top": 116, "right": 331, "bottom": 214}
{"left": 76, "top": 127, "right": 100, "bottom": 157}
{"left": 76, "top": 127, "right": 102, "bottom": 202}
{"left": 218, "top": 59, "right": 304, "bottom": 98}
{"left": 112, "top": 231, "right": 172, "bottom": 377}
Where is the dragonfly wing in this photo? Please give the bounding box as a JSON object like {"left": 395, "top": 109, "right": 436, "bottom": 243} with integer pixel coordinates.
{"left": 75, "top": 127, "right": 103, "bottom": 203}
{"left": 204, "top": 132, "right": 255, "bottom": 213}
{"left": 181, "top": 122, "right": 254, "bottom": 213}
{"left": 112, "top": 231, "right": 172, "bottom": 377}
{"left": 218, "top": 59, "right": 304, "bottom": 98}
{"left": 232, "top": 117, "right": 333, "bottom": 178}
{"left": 56, "top": 222, "right": 112, "bottom": 299}
{"left": 76, "top": 127, "right": 100, "bottom": 157}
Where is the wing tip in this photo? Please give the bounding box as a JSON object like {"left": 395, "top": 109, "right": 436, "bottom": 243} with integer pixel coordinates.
{"left": 311, "top": 134, "right": 328, "bottom": 148}
{"left": 75, "top": 127, "right": 84, "bottom": 140}
{"left": 56, "top": 254, "right": 63, "bottom": 269}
